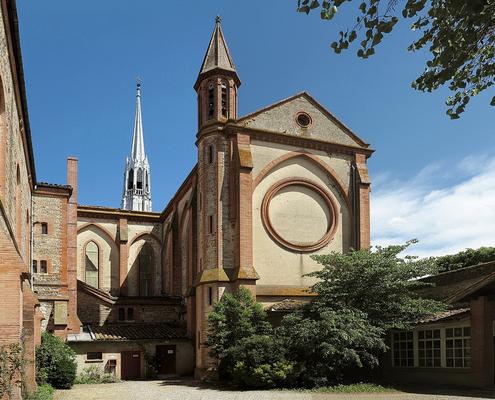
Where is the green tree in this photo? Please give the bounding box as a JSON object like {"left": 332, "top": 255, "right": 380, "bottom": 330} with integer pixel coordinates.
{"left": 276, "top": 308, "right": 385, "bottom": 387}
{"left": 309, "top": 240, "right": 446, "bottom": 330}
{"left": 228, "top": 335, "right": 295, "bottom": 388}
{"left": 36, "top": 332, "right": 76, "bottom": 389}
{"left": 435, "top": 247, "right": 495, "bottom": 272}
{"left": 205, "top": 287, "right": 272, "bottom": 379}
{"left": 297, "top": 0, "right": 495, "bottom": 118}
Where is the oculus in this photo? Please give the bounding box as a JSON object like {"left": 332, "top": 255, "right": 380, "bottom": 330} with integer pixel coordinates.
{"left": 295, "top": 112, "right": 312, "bottom": 128}
{"left": 261, "top": 178, "right": 338, "bottom": 252}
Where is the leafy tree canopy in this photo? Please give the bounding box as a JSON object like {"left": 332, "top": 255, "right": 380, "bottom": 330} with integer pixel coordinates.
{"left": 434, "top": 246, "right": 495, "bottom": 272}
{"left": 205, "top": 287, "right": 272, "bottom": 378}
{"left": 276, "top": 308, "right": 385, "bottom": 387}
{"left": 297, "top": 0, "right": 495, "bottom": 118}
{"left": 309, "top": 240, "right": 446, "bottom": 330}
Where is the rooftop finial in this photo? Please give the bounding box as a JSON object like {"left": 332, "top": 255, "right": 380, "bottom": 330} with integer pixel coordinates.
{"left": 215, "top": 15, "right": 221, "bottom": 24}
{"left": 136, "top": 76, "right": 142, "bottom": 89}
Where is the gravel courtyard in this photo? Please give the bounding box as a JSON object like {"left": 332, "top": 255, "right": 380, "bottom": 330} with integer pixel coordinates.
{"left": 54, "top": 380, "right": 495, "bottom": 400}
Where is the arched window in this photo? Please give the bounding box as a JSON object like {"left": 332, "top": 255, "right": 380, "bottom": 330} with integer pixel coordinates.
{"left": 139, "top": 243, "right": 152, "bottom": 296}
{"left": 136, "top": 169, "right": 143, "bottom": 190}
{"left": 127, "top": 168, "right": 134, "bottom": 189}
{"left": 207, "top": 82, "right": 215, "bottom": 119}
{"left": 85, "top": 241, "right": 99, "bottom": 288}
{"left": 221, "top": 81, "right": 228, "bottom": 118}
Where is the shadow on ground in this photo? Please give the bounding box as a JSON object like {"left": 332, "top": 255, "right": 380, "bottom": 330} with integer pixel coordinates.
{"left": 391, "top": 384, "right": 495, "bottom": 399}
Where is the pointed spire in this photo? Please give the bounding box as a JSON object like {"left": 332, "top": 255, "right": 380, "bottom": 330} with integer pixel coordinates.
{"left": 194, "top": 17, "right": 240, "bottom": 90}
{"left": 122, "top": 79, "right": 152, "bottom": 212}
{"left": 131, "top": 79, "right": 145, "bottom": 161}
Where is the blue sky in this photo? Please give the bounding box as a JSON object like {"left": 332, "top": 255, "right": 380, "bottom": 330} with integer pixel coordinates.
{"left": 18, "top": 1, "right": 495, "bottom": 255}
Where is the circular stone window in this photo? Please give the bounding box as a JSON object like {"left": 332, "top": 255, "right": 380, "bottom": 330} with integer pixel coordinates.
{"left": 261, "top": 178, "right": 338, "bottom": 252}
{"left": 296, "top": 112, "right": 312, "bottom": 128}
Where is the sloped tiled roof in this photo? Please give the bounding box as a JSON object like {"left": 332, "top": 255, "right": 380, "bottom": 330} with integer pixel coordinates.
{"left": 267, "top": 299, "right": 305, "bottom": 312}
{"left": 418, "top": 261, "right": 495, "bottom": 304}
{"left": 418, "top": 308, "right": 470, "bottom": 325}
{"left": 90, "top": 323, "right": 187, "bottom": 341}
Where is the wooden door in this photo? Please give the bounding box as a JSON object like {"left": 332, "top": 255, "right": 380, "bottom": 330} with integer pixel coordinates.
{"left": 121, "top": 351, "right": 141, "bottom": 380}
{"left": 156, "top": 345, "right": 176, "bottom": 375}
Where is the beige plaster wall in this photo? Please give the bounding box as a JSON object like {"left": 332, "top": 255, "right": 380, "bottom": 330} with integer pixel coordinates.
{"left": 251, "top": 143, "right": 352, "bottom": 287}
{"left": 76, "top": 217, "right": 162, "bottom": 295}
{"left": 70, "top": 340, "right": 194, "bottom": 378}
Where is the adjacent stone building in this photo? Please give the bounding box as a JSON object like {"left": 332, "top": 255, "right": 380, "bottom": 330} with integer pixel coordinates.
{"left": 0, "top": 0, "right": 41, "bottom": 397}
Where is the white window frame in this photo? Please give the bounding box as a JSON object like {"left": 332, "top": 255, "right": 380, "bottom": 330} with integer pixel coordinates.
{"left": 391, "top": 322, "right": 471, "bottom": 369}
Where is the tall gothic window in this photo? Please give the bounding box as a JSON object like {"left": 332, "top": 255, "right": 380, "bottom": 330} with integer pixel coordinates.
{"left": 139, "top": 243, "right": 152, "bottom": 296}
{"left": 221, "top": 81, "right": 228, "bottom": 118}
{"left": 127, "top": 169, "right": 134, "bottom": 189}
{"left": 207, "top": 82, "right": 215, "bottom": 119}
{"left": 85, "top": 241, "right": 99, "bottom": 288}
{"left": 137, "top": 168, "right": 143, "bottom": 190}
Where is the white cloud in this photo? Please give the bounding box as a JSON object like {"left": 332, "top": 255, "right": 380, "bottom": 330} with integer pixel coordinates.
{"left": 371, "top": 155, "right": 495, "bottom": 257}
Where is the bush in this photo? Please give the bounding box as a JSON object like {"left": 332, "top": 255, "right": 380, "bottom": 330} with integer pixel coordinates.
{"left": 75, "top": 365, "right": 117, "bottom": 384}
{"left": 36, "top": 332, "right": 76, "bottom": 389}
{"left": 0, "top": 343, "right": 23, "bottom": 398}
{"left": 227, "top": 335, "right": 295, "bottom": 389}
{"left": 25, "top": 384, "right": 54, "bottom": 400}
{"left": 206, "top": 287, "right": 272, "bottom": 379}
{"left": 276, "top": 309, "right": 386, "bottom": 387}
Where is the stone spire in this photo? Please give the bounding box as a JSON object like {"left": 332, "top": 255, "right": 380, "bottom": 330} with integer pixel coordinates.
{"left": 121, "top": 81, "right": 152, "bottom": 212}
{"left": 194, "top": 16, "right": 240, "bottom": 90}
{"left": 131, "top": 82, "right": 145, "bottom": 160}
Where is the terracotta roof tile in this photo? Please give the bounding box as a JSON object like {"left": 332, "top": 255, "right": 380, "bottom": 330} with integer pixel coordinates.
{"left": 418, "top": 308, "right": 470, "bottom": 324}
{"left": 89, "top": 323, "right": 186, "bottom": 341}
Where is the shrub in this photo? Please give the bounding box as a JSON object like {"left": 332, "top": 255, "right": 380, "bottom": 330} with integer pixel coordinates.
{"left": 206, "top": 287, "right": 272, "bottom": 379}
{"left": 0, "top": 343, "right": 23, "bottom": 399}
{"left": 276, "top": 309, "right": 386, "bottom": 387}
{"left": 75, "top": 365, "right": 117, "bottom": 384}
{"left": 227, "top": 335, "right": 295, "bottom": 389}
{"left": 36, "top": 332, "right": 76, "bottom": 389}
{"left": 25, "top": 384, "right": 54, "bottom": 400}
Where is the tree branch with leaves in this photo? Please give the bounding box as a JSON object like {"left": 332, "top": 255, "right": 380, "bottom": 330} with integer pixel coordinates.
{"left": 297, "top": 0, "right": 495, "bottom": 118}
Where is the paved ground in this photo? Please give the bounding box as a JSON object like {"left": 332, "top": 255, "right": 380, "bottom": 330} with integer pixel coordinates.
{"left": 54, "top": 380, "right": 495, "bottom": 400}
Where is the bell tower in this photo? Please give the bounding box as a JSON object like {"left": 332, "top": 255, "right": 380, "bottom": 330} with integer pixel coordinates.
{"left": 193, "top": 17, "right": 248, "bottom": 377}
{"left": 194, "top": 16, "right": 240, "bottom": 129}
{"left": 121, "top": 81, "right": 152, "bottom": 212}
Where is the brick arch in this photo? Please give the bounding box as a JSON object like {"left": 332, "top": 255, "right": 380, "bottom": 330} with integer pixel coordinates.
{"left": 128, "top": 232, "right": 161, "bottom": 296}
{"left": 128, "top": 231, "right": 162, "bottom": 248}
{"left": 77, "top": 222, "right": 116, "bottom": 245}
{"left": 77, "top": 224, "right": 119, "bottom": 292}
{"left": 253, "top": 151, "right": 351, "bottom": 212}
{"left": 179, "top": 206, "right": 193, "bottom": 293}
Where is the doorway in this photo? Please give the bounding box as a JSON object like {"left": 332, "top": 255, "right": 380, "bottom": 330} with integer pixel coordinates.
{"left": 156, "top": 345, "right": 177, "bottom": 376}
{"left": 121, "top": 351, "right": 141, "bottom": 380}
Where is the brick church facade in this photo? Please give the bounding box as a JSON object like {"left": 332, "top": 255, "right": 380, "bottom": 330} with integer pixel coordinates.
{"left": 4, "top": 1, "right": 495, "bottom": 393}
{"left": 28, "top": 18, "right": 373, "bottom": 379}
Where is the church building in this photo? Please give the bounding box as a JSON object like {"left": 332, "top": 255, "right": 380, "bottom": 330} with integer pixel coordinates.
{"left": 30, "top": 17, "right": 373, "bottom": 379}
{"left": 3, "top": 2, "right": 495, "bottom": 391}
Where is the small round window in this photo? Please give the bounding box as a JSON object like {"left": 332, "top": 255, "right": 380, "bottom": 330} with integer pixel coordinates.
{"left": 296, "top": 112, "right": 312, "bottom": 128}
